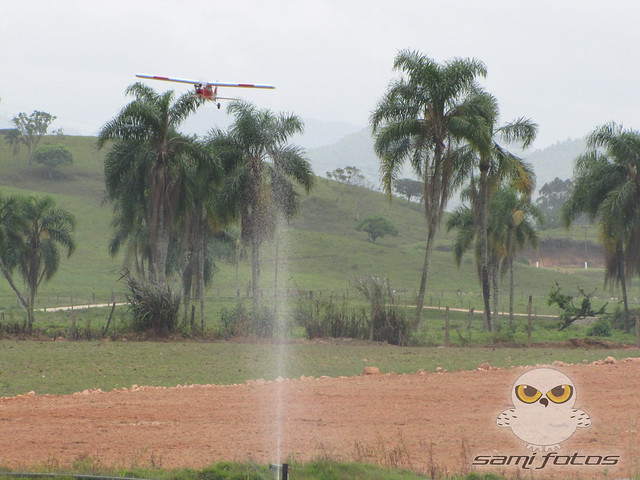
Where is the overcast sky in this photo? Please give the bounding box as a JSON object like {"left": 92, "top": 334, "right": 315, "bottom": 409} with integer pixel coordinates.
{"left": 1, "top": 0, "right": 639, "bottom": 150}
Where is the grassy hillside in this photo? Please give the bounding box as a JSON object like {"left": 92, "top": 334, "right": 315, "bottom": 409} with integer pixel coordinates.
{"left": 0, "top": 134, "right": 624, "bottom": 321}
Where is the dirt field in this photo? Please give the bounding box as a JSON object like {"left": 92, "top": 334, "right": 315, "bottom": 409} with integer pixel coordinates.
{"left": 1, "top": 359, "right": 639, "bottom": 479}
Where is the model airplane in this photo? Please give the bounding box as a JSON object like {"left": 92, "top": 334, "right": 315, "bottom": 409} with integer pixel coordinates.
{"left": 135, "top": 74, "right": 275, "bottom": 109}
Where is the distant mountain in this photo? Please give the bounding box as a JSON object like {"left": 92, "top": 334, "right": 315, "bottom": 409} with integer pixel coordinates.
{"left": 525, "top": 138, "right": 586, "bottom": 193}
{"left": 306, "top": 127, "right": 380, "bottom": 187}
{"left": 307, "top": 130, "right": 589, "bottom": 196}
{"left": 293, "top": 119, "right": 364, "bottom": 149}
{"left": 181, "top": 108, "right": 363, "bottom": 150}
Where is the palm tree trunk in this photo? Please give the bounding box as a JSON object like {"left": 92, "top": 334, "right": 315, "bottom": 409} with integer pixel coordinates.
{"left": 251, "top": 234, "right": 261, "bottom": 312}
{"left": 415, "top": 145, "right": 444, "bottom": 330}
{"left": 616, "top": 240, "right": 631, "bottom": 333}
{"left": 479, "top": 162, "right": 493, "bottom": 332}
{"left": 0, "top": 259, "right": 28, "bottom": 310}
{"left": 509, "top": 257, "right": 515, "bottom": 327}
{"left": 491, "top": 263, "right": 499, "bottom": 330}
{"left": 156, "top": 223, "right": 169, "bottom": 287}
{"left": 415, "top": 223, "right": 437, "bottom": 330}
{"left": 198, "top": 213, "right": 206, "bottom": 334}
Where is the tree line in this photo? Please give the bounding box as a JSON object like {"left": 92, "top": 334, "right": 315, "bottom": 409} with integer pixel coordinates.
{"left": 2, "top": 51, "right": 639, "bottom": 338}
{"left": 97, "top": 83, "right": 314, "bottom": 331}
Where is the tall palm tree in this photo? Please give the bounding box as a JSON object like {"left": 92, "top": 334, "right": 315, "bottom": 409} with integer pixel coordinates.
{"left": 98, "top": 83, "right": 202, "bottom": 286}
{"left": 447, "top": 186, "right": 541, "bottom": 327}
{"left": 563, "top": 122, "right": 640, "bottom": 333}
{"left": 0, "top": 195, "right": 29, "bottom": 312}
{"left": 211, "top": 101, "right": 314, "bottom": 311}
{"left": 370, "top": 49, "right": 489, "bottom": 329}
{"left": 490, "top": 188, "right": 542, "bottom": 325}
{"left": 176, "top": 143, "right": 228, "bottom": 330}
{"left": 462, "top": 94, "right": 537, "bottom": 331}
{"left": 0, "top": 196, "right": 75, "bottom": 329}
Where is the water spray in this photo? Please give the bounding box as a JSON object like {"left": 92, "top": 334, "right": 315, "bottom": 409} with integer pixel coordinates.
{"left": 269, "top": 463, "right": 289, "bottom": 480}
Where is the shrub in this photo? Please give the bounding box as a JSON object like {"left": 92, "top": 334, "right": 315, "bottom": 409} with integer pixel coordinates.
{"left": 124, "top": 277, "right": 181, "bottom": 336}
{"left": 219, "top": 303, "right": 276, "bottom": 338}
{"left": 295, "top": 296, "right": 366, "bottom": 340}
{"left": 355, "top": 277, "right": 413, "bottom": 346}
{"left": 587, "top": 318, "right": 612, "bottom": 337}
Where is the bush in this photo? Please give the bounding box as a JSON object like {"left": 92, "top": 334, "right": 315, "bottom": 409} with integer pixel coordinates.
{"left": 219, "top": 303, "right": 275, "bottom": 338}
{"left": 587, "top": 318, "right": 612, "bottom": 337}
{"left": 124, "top": 277, "right": 181, "bottom": 336}
{"left": 295, "top": 296, "right": 366, "bottom": 340}
{"left": 355, "top": 277, "right": 413, "bottom": 346}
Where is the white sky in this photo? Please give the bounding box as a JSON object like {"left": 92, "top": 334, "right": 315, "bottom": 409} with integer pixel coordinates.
{"left": 1, "top": 0, "right": 639, "bottom": 149}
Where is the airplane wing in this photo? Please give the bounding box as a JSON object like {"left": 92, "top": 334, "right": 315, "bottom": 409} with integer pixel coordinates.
{"left": 136, "top": 74, "right": 275, "bottom": 89}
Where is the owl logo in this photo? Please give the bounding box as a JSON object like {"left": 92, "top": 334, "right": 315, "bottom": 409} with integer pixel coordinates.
{"left": 497, "top": 368, "right": 591, "bottom": 451}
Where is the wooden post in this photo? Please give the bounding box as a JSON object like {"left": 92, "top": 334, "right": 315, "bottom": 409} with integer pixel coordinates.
{"left": 636, "top": 314, "right": 639, "bottom": 349}
{"left": 527, "top": 295, "right": 533, "bottom": 347}
{"left": 445, "top": 306, "right": 450, "bottom": 347}
{"left": 71, "top": 305, "right": 77, "bottom": 340}
{"left": 467, "top": 307, "right": 474, "bottom": 336}
{"left": 104, "top": 302, "right": 116, "bottom": 337}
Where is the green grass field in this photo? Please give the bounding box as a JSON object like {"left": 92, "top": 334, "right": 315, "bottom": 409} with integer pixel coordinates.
{"left": 0, "top": 461, "right": 506, "bottom": 480}
{"left": 0, "top": 338, "right": 636, "bottom": 397}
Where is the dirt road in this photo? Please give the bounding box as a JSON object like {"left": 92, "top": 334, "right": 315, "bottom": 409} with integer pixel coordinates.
{"left": 1, "top": 359, "right": 639, "bottom": 479}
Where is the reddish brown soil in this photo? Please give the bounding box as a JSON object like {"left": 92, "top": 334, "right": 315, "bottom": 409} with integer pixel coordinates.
{"left": 1, "top": 360, "right": 639, "bottom": 479}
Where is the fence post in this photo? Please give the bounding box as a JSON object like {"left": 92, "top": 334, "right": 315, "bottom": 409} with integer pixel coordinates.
{"left": 445, "top": 306, "right": 450, "bottom": 347}
{"left": 104, "top": 302, "right": 116, "bottom": 338}
{"left": 71, "top": 305, "right": 77, "bottom": 340}
{"left": 636, "top": 314, "right": 639, "bottom": 349}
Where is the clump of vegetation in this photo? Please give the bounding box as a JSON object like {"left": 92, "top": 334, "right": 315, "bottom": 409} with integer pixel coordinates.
{"left": 33, "top": 144, "right": 73, "bottom": 178}
{"left": 587, "top": 318, "right": 612, "bottom": 337}
{"left": 295, "top": 295, "right": 366, "bottom": 339}
{"left": 355, "top": 277, "right": 412, "bottom": 346}
{"left": 124, "top": 277, "right": 181, "bottom": 336}
{"left": 356, "top": 215, "right": 398, "bottom": 243}
{"left": 219, "top": 303, "right": 276, "bottom": 338}
{"left": 295, "top": 278, "right": 412, "bottom": 346}
{"left": 546, "top": 281, "right": 607, "bottom": 331}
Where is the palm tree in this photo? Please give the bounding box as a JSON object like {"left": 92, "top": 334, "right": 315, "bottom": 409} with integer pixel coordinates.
{"left": 563, "top": 122, "right": 640, "bottom": 333}
{"left": 210, "top": 101, "right": 314, "bottom": 311}
{"left": 490, "top": 188, "right": 542, "bottom": 325}
{"left": 370, "top": 49, "right": 489, "bottom": 329}
{"left": 176, "top": 144, "right": 229, "bottom": 331}
{"left": 463, "top": 94, "right": 537, "bottom": 331}
{"left": 0, "top": 195, "right": 30, "bottom": 312}
{"left": 448, "top": 186, "right": 541, "bottom": 327}
{"left": 0, "top": 196, "right": 75, "bottom": 329}
{"left": 98, "top": 83, "right": 202, "bottom": 286}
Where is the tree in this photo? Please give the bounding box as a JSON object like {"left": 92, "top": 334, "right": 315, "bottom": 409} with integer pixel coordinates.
{"left": 98, "top": 82, "right": 202, "bottom": 287}
{"left": 357, "top": 215, "right": 398, "bottom": 243}
{"left": 490, "top": 188, "right": 542, "bottom": 325}
{"left": 175, "top": 143, "right": 229, "bottom": 331}
{"left": 8, "top": 111, "right": 57, "bottom": 164}
{"left": 211, "top": 101, "right": 314, "bottom": 312}
{"left": 393, "top": 178, "right": 423, "bottom": 203}
{"left": 536, "top": 178, "right": 574, "bottom": 229}
{"left": 370, "top": 49, "right": 488, "bottom": 329}
{"left": 326, "top": 166, "right": 366, "bottom": 186}
{"left": 547, "top": 282, "right": 607, "bottom": 331}
{"left": 462, "top": 94, "right": 537, "bottom": 332}
{"left": 448, "top": 186, "right": 541, "bottom": 327}
{"left": 0, "top": 195, "right": 75, "bottom": 330}
{"left": 563, "top": 122, "right": 640, "bottom": 333}
{"left": 33, "top": 144, "right": 73, "bottom": 179}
